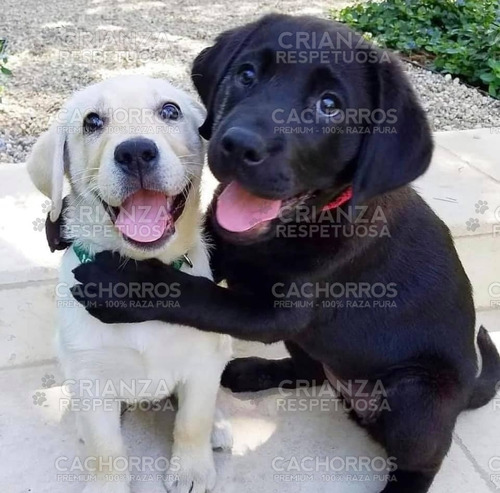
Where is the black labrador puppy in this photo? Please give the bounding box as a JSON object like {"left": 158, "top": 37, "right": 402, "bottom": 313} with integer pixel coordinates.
{"left": 70, "top": 14, "right": 500, "bottom": 493}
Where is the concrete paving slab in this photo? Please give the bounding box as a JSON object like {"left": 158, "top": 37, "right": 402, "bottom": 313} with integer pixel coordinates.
{"left": 455, "top": 235, "right": 500, "bottom": 310}
{"left": 2, "top": 359, "right": 498, "bottom": 493}
{"left": 454, "top": 385, "right": 500, "bottom": 490}
{"left": 477, "top": 310, "right": 500, "bottom": 333}
{"left": 1, "top": 127, "right": 498, "bottom": 291}
{"left": 435, "top": 128, "right": 500, "bottom": 182}
{"left": 1, "top": 128, "right": 500, "bottom": 493}
{"left": 415, "top": 143, "right": 500, "bottom": 239}
{"left": 0, "top": 163, "right": 63, "bottom": 285}
{"left": 0, "top": 283, "right": 56, "bottom": 368}
{"left": 413, "top": 130, "right": 500, "bottom": 313}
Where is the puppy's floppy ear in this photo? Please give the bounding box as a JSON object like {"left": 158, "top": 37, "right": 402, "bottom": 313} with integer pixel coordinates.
{"left": 352, "top": 53, "right": 433, "bottom": 204}
{"left": 187, "top": 98, "right": 207, "bottom": 129}
{"left": 27, "top": 115, "right": 68, "bottom": 221}
{"left": 191, "top": 14, "right": 280, "bottom": 140}
{"left": 191, "top": 26, "right": 253, "bottom": 140}
{"left": 186, "top": 98, "right": 208, "bottom": 160}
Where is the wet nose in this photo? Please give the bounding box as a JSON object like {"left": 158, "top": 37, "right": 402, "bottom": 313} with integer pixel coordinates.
{"left": 114, "top": 137, "right": 159, "bottom": 175}
{"left": 220, "top": 127, "right": 268, "bottom": 166}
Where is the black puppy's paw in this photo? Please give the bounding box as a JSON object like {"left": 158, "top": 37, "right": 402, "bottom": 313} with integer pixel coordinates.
{"left": 70, "top": 284, "right": 152, "bottom": 324}
{"left": 221, "top": 357, "right": 292, "bottom": 393}
{"left": 70, "top": 251, "right": 179, "bottom": 324}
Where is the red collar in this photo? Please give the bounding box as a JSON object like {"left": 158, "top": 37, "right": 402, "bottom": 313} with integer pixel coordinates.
{"left": 322, "top": 186, "right": 353, "bottom": 211}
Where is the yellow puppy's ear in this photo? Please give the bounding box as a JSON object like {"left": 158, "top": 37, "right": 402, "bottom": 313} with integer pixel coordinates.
{"left": 27, "top": 116, "right": 67, "bottom": 221}
{"left": 189, "top": 98, "right": 207, "bottom": 127}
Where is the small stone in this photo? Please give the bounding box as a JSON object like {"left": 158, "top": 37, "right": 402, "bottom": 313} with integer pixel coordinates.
{"left": 444, "top": 74, "right": 452, "bottom": 82}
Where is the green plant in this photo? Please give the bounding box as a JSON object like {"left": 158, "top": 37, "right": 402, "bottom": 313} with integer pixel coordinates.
{"left": 333, "top": 0, "right": 500, "bottom": 97}
{"left": 0, "top": 39, "right": 12, "bottom": 103}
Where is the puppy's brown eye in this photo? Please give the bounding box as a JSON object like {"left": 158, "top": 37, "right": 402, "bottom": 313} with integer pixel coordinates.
{"left": 236, "top": 64, "right": 257, "bottom": 87}
{"left": 83, "top": 113, "right": 104, "bottom": 133}
{"left": 317, "top": 93, "right": 341, "bottom": 118}
{"left": 160, "top": 102, "right": 181, "bottom": 121}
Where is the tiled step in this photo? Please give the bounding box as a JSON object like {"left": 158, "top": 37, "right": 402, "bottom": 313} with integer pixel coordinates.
{"left": 415, "top": 128, "right": 500, "bottom": 312}
{"left": 0, "top": 128, "right": 499, "bottom": 369}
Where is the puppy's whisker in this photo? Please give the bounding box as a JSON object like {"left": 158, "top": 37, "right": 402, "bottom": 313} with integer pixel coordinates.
{"left": 184, "top": 169, "right": 199, "bottom": 179}
{"left": 71, "top": 185, "right": 104, "bottom": 216}
{"left": 69, "top": 168, "right": 100, "bottom": 179}
{"left": 177, "top": 153, "right": 198, "bottom": 159}
{"left": 180, "top": 178, "right": 193, "bottom": 202}
{"left": 180, "top": 163, "right": 201, "bottom": 167}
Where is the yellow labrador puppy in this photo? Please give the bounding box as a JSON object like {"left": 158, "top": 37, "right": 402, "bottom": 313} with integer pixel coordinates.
{"left": 27, "top": 75, "right": 232, "bottom": 493}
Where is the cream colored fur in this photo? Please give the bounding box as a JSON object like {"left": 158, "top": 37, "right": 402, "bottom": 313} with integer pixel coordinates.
{"left": 27, "top": 75, "right": 232, "bottom": 493}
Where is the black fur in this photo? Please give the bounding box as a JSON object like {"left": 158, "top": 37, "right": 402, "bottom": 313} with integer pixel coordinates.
{"left": 70, "top": 15, "right": 500, "bottom": 493}
{"left": 46, "top": 196, "right": 72, "bottom": 252}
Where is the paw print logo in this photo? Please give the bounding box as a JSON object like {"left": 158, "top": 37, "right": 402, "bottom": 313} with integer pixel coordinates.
{"left": 466, "top": 218, "right": 480, "bottom": 232}
{"left": 41, "top": 374, "right": 56, "bottom": 389}
{"left": 32, "top": 391, "right": 47, "bottom": 406}
{"left": 41, "top": 200, "right": 52, "bottom": 214}
{"left": 475, "top": 200, "right": 489, "bottom": 214}
{"left": 32, "top": 218, "right": 44, "bottom": 232}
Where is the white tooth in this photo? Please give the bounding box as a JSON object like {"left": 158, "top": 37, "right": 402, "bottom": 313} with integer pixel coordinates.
{"left": 166, "top": 196, "right": 174, "bottom": 211}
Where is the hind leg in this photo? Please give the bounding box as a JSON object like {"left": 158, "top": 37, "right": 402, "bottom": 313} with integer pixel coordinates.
{"left": 369, "top": 377, "right": 460, "bottom": 493}
{"left": 165, "top": 371, "right": 219, "bottom": 493}
{"left": 221, "top": 341, "right": 326, "bottom": 392}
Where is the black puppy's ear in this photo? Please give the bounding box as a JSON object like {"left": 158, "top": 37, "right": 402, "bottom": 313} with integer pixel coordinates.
{"left": 191, "top": 14, "right": 281, "bottom": 140}
{"left": 191, "top": 26, "right": 255, "bottom": 140}
{"left": 353, "top": 53, "right": 433, "bottom": 204}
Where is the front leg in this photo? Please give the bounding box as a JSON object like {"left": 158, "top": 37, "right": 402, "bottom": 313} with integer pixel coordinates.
{"left": 71, "top": 252, "right": 313, "bottom": 344}
{"left": 166, "top": 373, "right": 220, "bottom": 493}
{"left": 76, "top": 403, "right": 130, "bottom": 493}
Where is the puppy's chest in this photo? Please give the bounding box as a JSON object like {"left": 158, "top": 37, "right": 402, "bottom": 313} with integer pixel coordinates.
{"left": 57, "top": 247, "right": 224, "bottom": 374}
{"left": 62, "top": 312, "right": 214, "bottom": 366}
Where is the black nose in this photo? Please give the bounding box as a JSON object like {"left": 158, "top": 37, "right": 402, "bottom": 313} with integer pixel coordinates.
{"left": 114, "top": 138, "right": 159, "bottom": 175}
{"left": 220, "top": 127, "right": 267, "bottom": 166}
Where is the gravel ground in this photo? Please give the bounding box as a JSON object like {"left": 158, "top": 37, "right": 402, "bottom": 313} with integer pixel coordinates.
{"left": 1, "top": 0, "right": 499, "bottom": 163}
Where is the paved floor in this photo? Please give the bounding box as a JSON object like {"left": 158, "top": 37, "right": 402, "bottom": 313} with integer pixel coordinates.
{"left": 1, "top": 129, "right": 499, "bottom": 492}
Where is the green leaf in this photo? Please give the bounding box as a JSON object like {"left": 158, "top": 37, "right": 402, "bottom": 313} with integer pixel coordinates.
{"left": 1, "top": 67, "right": 12, "bottom": 76}
{"left": 331, "top": 0, "right": 500, "bottom": 98}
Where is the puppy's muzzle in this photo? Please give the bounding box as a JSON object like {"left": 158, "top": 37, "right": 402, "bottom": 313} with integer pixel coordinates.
{"left": 114, "top": 137, "right": 159, "bottom": 178}
{"left": 221, "top": 127, "right": 268, "bottom": 166}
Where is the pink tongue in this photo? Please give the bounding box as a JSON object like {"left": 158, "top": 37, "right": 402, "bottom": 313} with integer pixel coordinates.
{"left": 115, "top": 190, "right": 170, "bottom": 242}
{"left": 216, "top": 181, "right": 282, "bottom": 232}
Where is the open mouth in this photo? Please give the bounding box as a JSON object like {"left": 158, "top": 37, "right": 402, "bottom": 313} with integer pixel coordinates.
{"left": 215, "top": 181, "right": 315, "bottom": 236}
{"left": 101, "top": 184, "right": 191, "bottom": 249}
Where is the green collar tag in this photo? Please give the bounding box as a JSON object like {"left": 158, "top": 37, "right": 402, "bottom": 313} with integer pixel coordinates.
{"left": 73, "top": 244, "right": 94, "bottom": 264}
{"left": 72, "top": 244, "right": 191, "bottom": 271}
{"left": 170, "top": 257, "right": 185, "bottom": 270}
